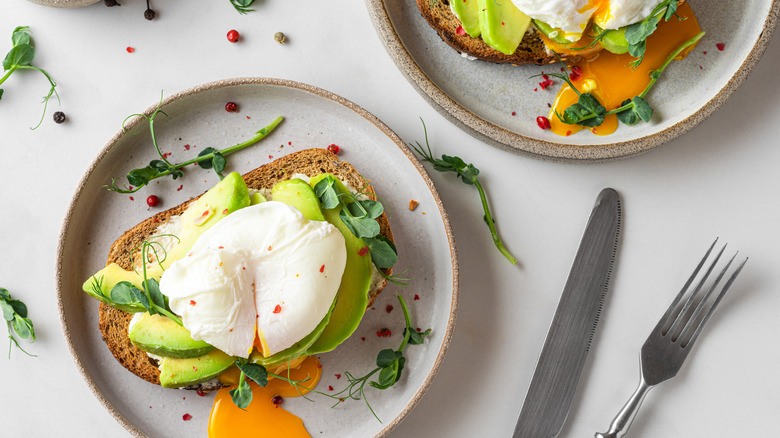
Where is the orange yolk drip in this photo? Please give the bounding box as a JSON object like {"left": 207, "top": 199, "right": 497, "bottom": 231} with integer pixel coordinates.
{"left": 208, "top": 356, "right": 323, "bottom": 438}
{"left": 549, "top": 3, "right": 701, "bottom": 136}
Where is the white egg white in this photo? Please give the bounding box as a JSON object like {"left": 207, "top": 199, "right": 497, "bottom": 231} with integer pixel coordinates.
{"left": 160, "top": 201, "right": 347, "bottom": 359}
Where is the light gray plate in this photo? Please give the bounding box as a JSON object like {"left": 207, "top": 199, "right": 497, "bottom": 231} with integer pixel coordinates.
{"left": 56, "top": 78, "right": 458, "bottom": 438}
{"left": 367, "top": 0, "right": 780, "bottom": 162}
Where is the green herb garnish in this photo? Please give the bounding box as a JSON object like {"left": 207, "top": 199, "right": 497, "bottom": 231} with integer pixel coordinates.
{"left": 0, "top": 26, "right": 59, "bottom": 130}
{"left": 106, "top": 95, "right": 283, "bottom": 193}
{"left": 230, "top": 0, "right": 255, "bottom": 14}
{"left": 547, "top": 31, "right": 705, "bottom": 129}
{"left": 313, "top": 175, "right": 399, "bottom": 271}
{"left": 88, "top": 236, "right": 182, "bottom": 325}
{"left": 625, "top": 0, "right": 682, "bottom": 68}
{"left": 228, "top": 295, "right": 430, "bottom": 420}
{"left": 409, "top": 120, "right": 517, "bottom": 265}
{"left": 0, "top": 287, "right": 36, "bottom": 358}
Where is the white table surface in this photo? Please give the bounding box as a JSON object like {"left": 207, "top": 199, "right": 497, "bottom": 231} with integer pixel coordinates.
{"left": 1, "top": 1, "right": 779, "bottom": 437}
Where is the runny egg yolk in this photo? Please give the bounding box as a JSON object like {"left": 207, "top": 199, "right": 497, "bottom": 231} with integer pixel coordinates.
{"left": 545, "top": 2, "right": 701, "bottom": 136}
{"left": 208, "top": 356, "right": 323, "bottom": 438}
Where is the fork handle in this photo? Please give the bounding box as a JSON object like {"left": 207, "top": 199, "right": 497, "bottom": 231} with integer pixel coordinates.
{"left": 595, "top": 379, "right": 653, "bottom": 438}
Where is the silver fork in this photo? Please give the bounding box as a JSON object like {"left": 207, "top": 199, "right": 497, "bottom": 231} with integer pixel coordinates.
{"left": 595, "top": 239, "right": 748, "bottom": 438}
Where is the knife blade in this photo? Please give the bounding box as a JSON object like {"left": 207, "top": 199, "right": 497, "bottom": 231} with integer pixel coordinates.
{"left": 513, "top": 188, "right": 621, "bottom": 438}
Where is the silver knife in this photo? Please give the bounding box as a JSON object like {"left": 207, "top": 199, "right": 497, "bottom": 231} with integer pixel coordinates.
{"left": 513, "top": 188, "right": 621, "bottom": 438}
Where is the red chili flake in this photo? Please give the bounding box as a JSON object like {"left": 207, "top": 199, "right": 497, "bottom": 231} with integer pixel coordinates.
{"left": 542, "top": 74, "right": 548, "bottom": 80}
{"left": 569, "top": 65, "right": 583, "bottom": 81}
{"left": 227, "top": 29, "right": 240, "bottom": 43}
{"left": 534, "top": 88, "right": 538, "bottom": 92}
{"left": 196, "top": 390, "right": 206, "bottom": 397}
{"left": 190, "top": 300, "right": 197, "bottom": 306}
{"left": 699, "top": 66, "right": 703, "bottom": 69}
{"left": 511, "top": 111, "right": 517, "bottom": 116}
{"left": 414, "top": 294, "right": 420, "bottom": 300}
{"left": 335, "top": 374, "right": 341, "bottom": 379}
{"left": 716, "top": 43, "right": 725, "bottom": 51}
{"left": 377, "top": 328, "right": 392, "bottom": 338}
{"left": 218, "top": 246, "right": 224, "bottom": 249}
{"left": 565, "top": 130, "right": 572, "bottom": 136}
{"left": 539, "top": 79, "right": 555, "bottom": 90}
{"left": 268, "top": 155, "right": 273, "bottom": 159}
{"left": 182, "top": 413, "right": 192, "bottom": 421}
{"left": 129, "top": 196, "right": 134, "bottom": 201}
{"left": 328, "top": 386, "right": 334, "bottom": 391}
{"left": 153, "top": 218, "right": 159, "bottom": 223}
{"left": 146, "top": 195, "right": 159, "bottom": 207}
{"left": 386, "top": 305, "right": 394, "bottom": 313}
{"left": 162, "top": 152, "right": 172, "bottom": 159}
{"left": 501, "top": 21, "right": 505, "bottom": 26}
{"left": 177, "top": 185, "right": 183, "bottom": 191}
{"left": 288, "top": 141, "right": 292, "bottom": 146}
{"left": 223, "top": 208, "right": 229, "bottom": 214}
{"left": 456, "top": 25, "right": 466, "bottom": 36}
{"left": 357, "top": 246, "right": 369, "bottom": 257}
{"left": 361, "top": 337, "right": 366, "bottom": 341}
{"left": 327, "top": 144, "right": 340, "bottom": 154}
{"left": 126, "top": 46, "right": 135, "bottom": 53}
{"left": 192, "top": 367, "right": 198, "bottom": 371}
{"left": 316, "top": 362, "right": 323, "bottom": 369}
{"left": 183, "top": 397, "right": 186, "bottom": 400}
{"left": 267, "top": 245, "right": 273, "bottom": 251}
{"left": 273, "top": 304, "right": 282, "bottom": 314}
{"left": 184, "top": 144, "right": 191, "bottom": 151}
{"left": 536, "top": 116, "right": 551, "bottom": 130}
{"left": 319, "top": 264, "right": 325, "bottom": 273}
{"left": 703, "top": 51, "right": 708, "bottom": 55}
{"left": 246, "top": 116, "right": 251, "bottom": 120}
{"left": 225, "top": 102, "right": 238, "bottom": 112}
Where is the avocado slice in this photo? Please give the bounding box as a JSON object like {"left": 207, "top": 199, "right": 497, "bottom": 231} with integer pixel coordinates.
{"left": 477, "top": 0, "right": 531, "bottom": 55}
{"left": 270, "top": 179, "right": 326, "bottom": 222}
{"left": 159, "top": 349, "right": 236, "bottom": 388}
{"left": 598, "top": 25, "right": 629, "bottom": 54}
{"left": 305, "top": 174, "right": 374, "bottom": 355}
{"left": 82, "top": 172, "right": 251, "bottom": 311}
{"left": 532, "top": 19, "right": 570, "bottom": 44}
{"left": 451, "top": 0, "right": 481, "bottom": 38}
{"left": 129, "top": 312, "right": 214, "bottom": 359}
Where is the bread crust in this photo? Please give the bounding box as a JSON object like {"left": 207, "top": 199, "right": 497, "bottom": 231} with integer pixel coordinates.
{"left": 415, "top": 0, "right": 582, "bottom": 65}
{"left": 97, "top": 148, "right": 393, "bottom": 387}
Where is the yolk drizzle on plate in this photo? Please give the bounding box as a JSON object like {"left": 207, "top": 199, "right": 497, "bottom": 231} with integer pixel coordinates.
{"left": 208, "top": 356, "right": 322, "bottom": 438}
{"left": 547, "top": 2, "right": 701, "bottom": 136}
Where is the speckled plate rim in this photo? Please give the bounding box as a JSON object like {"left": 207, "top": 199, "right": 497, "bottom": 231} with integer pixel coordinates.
{"left": 55, "top": 77, "right": 460, "bottom": 438}
{"left": 366, "top": 0, "right": 780, "bottom": 163}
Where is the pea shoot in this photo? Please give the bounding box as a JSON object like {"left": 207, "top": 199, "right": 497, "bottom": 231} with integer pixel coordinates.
{"left": 1, "top": 26, "right": 59, "bottom": 130}
{"left": 0, "top": 287, "right": 36, "bottom": 358}
{"left": 409, "top": 120, "right": 518, "bottom": 265}
{"left": 106, "top": 95, "right": 283, "bottom": 193}
{"left": 230, "top": 0, "right": 255, "bottom": 14}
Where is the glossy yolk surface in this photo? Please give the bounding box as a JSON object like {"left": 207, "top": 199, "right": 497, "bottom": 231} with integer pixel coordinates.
{"left": 208, "top": 356, "right": 323, "bottom": 438}
{"left": 548, "top": 2, "right": 701, "bottom": 136}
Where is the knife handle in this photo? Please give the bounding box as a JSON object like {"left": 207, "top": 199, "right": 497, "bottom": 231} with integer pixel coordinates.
{"left": 595, "top": 379, "right": 653, "bottom": 438}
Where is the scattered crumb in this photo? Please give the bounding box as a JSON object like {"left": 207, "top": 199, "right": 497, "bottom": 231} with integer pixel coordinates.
{"left": 409, "top": 199, "right": 419, "bottom": 211}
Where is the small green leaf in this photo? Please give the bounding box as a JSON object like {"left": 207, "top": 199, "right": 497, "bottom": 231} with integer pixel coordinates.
{"left": 627, "top": 40, "right": 647, "bottom": 59}
{"left": 616, "top": 99, "right": 639, "bottom": 125}
{"left": 339, "top": 211, "right": 380, "bottom": 239}
{"left": 9, "top": 300, "right": 27, "bottom": 318}
{"left": 0, "top": 301, "right": 14, "bottom": 321}
{"left": 576, "top": 93, "right": 606, "bottom": 127}
{"left": 364, "top": 236, "right": 398, "bottom": 269}
{"left": 664, "top": 1, "right": 677, "bottom": 20}
{"left": 144, "top": 279, "right": 165, "bottom": 309}
{"left": 212, "top": 152, "right": 227, "bottom": 176}
{"left": 406, "top": 328, "right": 432, "bottom": 345}
{"left": 197, "top": 147, "right": 218, "bottom": 169}
{"left": 12, "top": 315, "right": 32, "bottom": 339}
{"left": 109, "top": 282, "right": 137, "bottom": 305}
{"left": 0, "top": 288, "right": 10, "bottom": 300}
{"left": 3, "top": 44, "right": 34, "bottom": 70}
{"left": 359, "top": 200, "right": 384, "bottom": 219}
{"left": 11, "top": 27, "right": 31, "bottom": 47}
{"left": 376, "top": 349, "right": 402, "bottom": 367}
{"left": 229, "top": 379, "right": 253, "bottom": 409}
{"left": 632, "top": 96, "right": 653, "bottom": 122}
{"left": 0, "top": 88, "right": 3, "bottom": 100}
{"left": 126, "top": 166, "right": 158, "bottom": 188}
{"left": 313, "top": 177, "right": 339, "bottom": 209}
{"left": 236, "top": 362, "right": 269, "bottom": 387}
{"left": 625, "top": 17, "right": 658, "bottom": 45}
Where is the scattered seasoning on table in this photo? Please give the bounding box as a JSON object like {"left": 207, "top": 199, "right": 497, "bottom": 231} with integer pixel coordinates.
{"left": 146, "top": 195, "right": 159, "bottom": 207}
{"left": 274, "top": 32, "right": 287, "bottom": 44}
{"left": 227, "top": 29, "right": 240, "bottom": 43}
{"left": 144, "top": 0, "right": 155, "bottom": 20}
{"left": 126, "top": 46, "right": 135, "bottom": 53}
{"left": 409, "top": 200, "right": 419, "bottom": 211}
{"left": 377, "top": 328, "right": 392, "bottom": 338}
{"left": 53, "top": 111, "right": 66, "bottom": 124}
{"left": 414, "top": 294, "right": 420, "bottom": 301}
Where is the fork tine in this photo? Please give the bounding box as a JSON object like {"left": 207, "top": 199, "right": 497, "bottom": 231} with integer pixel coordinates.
{"left": 667, "top": 244, "right": 727, "bottom": 340}
{"left": 656, "top": 239, "right": 718, "bottom": 336}
{"left": 676, "top": 251, "right": 736, "bottom": 344}
{"left": 681, "top": 256, "right": 748, "bottom": 348}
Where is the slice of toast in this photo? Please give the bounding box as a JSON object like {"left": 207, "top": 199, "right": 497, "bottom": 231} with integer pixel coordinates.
{"left": 98, "top": 148, "right": 394, "bottom": 387}
{"left": 415, "top": 0, "right": 582, "bottom": 65}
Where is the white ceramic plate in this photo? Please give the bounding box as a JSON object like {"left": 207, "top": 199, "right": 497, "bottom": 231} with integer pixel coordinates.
{"left": 56, "top": 78, "right": 458, "bottom": 437}
{"left": 367, "top": 0, "right": 780, "bottom": 162}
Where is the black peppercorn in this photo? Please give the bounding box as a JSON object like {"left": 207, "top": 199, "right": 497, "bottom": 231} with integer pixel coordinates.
{"left": 144, "top": 0, "right": 155, "bottom": 20}
{"left": 53, "top": 111, "right": 66, "bottom": 124}
{"left": 104, "top": 0, "right": 119, "bottom": 6}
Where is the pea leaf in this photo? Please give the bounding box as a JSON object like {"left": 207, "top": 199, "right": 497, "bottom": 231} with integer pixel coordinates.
{"left": 126, "top": 166, "right": 160, "bottom": 188}
{"left": 229, "top": 379, "right": 253, "bottom": 409}
{"left": 12, "top": 315, "right": 33, "bottom": 339}
{"left": 616, "top": 97, "right": 653, "bottom": 125}
{"left": 9, "top": 300, "right": 27, "bottom": 318}
{"left": 339, "top": 210, "right": 380, "bottom": 239}
{"left": 109, "top": 281, "right": 138, "bottom": 305}
{"left": 625, "top": 17, "right": 659, "bottom": 45}
{"left": 3, "top": 44, "right": 34, "bottom": 70}
{"left": 363, "top": 236, "right": 397, "bottom": 269}
{"left": 376, "top": 349, "right": 402, "bottom": 367}
{"left": 236, "top": 362, "right": 269, "bottom": 387}
{"left": 664, "top": 1, "right": 678, "bottom": 20}
{"left": 313, "top": 177, "right": 339, "bottom": 209}
{"left": 360, "top": 200, "right": 384, "bottom": 219}
{"left": 0, "top": 301, "right": 14, "bottom": 321}
{"left": 0, "top": 288, "right": 10, "bottom": 301}
{"left": 144, "top": 278, "right": 166, "bottom": 310}
{"left": 0, "top": 89, "right": 3, "bottom": 100}
{"left": 197, "top": 147, "right": 218, "bottom": 169}
{"left": 11, "top": 27, "right": 31, "bottom": 47}
{"left": 405, "top": 327, "right": 432, "bottom": 346}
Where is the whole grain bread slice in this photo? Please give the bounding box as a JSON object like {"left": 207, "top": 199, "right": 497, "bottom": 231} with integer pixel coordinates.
{"left": 98, "top": 148, "right": 394, "bottom": 387}
{"left": 415, "top": 0, "right": 582, "bottom": 65}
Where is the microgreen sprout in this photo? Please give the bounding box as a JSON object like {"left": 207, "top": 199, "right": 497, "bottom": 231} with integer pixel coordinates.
{"left": 229, "top": 0, "right": 255, "bottom": 14}
{"left": 106, "top": 94, "right": 283, "bottom": 193}
{"left": 0, "top": 287, "right": 36, "bottom": 358}
{"left": 409, "top": 119, "right": 517, "bottom": 265}
{"left": 0, "top": 26, "right": 59, "bottom": 130}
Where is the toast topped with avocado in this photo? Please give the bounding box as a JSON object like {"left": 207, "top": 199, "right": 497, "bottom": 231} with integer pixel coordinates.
{"left": 86, "top": 148, "right": 394, "bottom": 389}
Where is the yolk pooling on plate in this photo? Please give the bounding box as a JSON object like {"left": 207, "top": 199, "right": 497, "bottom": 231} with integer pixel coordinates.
{"left": 546, "top": 2, "right": 702, "bottom": 136}
{"left": 208, "top": 356, "right": 323, "bottom": 438}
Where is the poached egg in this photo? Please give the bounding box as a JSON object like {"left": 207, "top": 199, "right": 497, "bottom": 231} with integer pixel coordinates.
{"left": 510, "top": 0, "right": 666, "bottom": 41}
{"left": 160, "top": 200, "right": 347, "bottom": 358}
